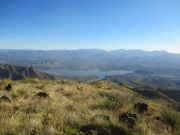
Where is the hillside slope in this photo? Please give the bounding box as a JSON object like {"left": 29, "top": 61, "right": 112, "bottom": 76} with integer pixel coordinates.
{"left": 0, "top": 64, "right": 60, "bottom": 80}
{"left": 105, "top": 74, "right": 180, "bottom": 103}
{"left": 0, "top": 79, "right": 179, "bottom": 135}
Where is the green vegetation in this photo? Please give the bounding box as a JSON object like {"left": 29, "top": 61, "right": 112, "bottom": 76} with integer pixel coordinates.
{"left": 0, "top": 79, "right": 179, "bottom": 135}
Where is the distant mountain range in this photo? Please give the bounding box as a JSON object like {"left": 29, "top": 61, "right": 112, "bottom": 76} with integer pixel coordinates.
{"left": 1, "top": 49, "right": 180, "bottom": 72}
{"left": 0, "top": 64, "right": 58, "bottom": 80}
{"left": 1, "top": 49, "right": 180, "bottom": 91}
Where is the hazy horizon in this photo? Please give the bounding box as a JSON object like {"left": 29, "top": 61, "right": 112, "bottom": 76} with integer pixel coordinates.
{"left": 0, "top": 48, "right": 178, "bottom": 54}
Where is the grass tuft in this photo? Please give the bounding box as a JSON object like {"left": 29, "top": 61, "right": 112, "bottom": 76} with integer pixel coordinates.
{"left": 160, "top": 108, "right": 179, "bottom": 130}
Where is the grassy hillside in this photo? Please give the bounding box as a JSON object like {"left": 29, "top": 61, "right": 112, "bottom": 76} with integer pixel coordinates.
{"left": 104, "top": 73, "right": 180, "bottom": 102}
{"left": 0, "top": 79, "right": 179, "bottom": 135}
{"left": 0, "top": 64, "right": 69, "bottom": 81}
{"left": 105, "top": 73, "right": 180, "bottom": 90}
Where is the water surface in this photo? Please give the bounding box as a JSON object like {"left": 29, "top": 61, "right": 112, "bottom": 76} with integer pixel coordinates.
{"left": 40, "top": 68, "right": 133, "bottom": 78}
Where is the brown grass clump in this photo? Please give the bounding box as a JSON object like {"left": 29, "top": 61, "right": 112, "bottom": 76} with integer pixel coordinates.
{"left": 160, "top": 108, "right": 180, "bottom": 130}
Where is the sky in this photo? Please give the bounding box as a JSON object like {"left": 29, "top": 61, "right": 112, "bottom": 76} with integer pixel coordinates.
{"left": 0, "top": 0, "right": 180, "bottom": 52}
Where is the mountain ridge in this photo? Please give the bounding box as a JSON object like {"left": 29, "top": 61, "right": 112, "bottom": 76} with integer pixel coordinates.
{"left": 0, "top": 64, "right": 59, "bottom": 80}
{"left": 1, "top": 49, "right": 180, "bottom": 71}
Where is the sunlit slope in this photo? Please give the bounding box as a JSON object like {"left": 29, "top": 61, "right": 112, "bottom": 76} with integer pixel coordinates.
{"left": 0, "top": 79, "right": 179, "bottom": 135}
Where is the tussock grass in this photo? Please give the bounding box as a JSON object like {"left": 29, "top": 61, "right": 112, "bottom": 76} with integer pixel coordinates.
{"left": 0, "top": 79, "right": 179, "bottom": 135}
{"left": 160, "top": 108, "right": 180, "bottom": 130}
{"left": 0, "top": 79, "right": 13, "bottom": 89}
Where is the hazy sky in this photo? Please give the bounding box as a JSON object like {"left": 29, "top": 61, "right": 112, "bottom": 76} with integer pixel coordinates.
{"left": 0, "top": 0, "right": 180, "bottom": 52}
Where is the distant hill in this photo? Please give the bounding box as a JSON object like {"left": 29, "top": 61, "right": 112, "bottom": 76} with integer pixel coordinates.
{"left": 0, "top": 64, "right": 59, "bottom": 80}
{"left": 104, "top": 73, "right": 180, "bottom": 90}
{"left": 105, "top": 74, "right": 180, "bottom": 102}
{"left": 132, "top": 86, "right": 180, "bottom": 103}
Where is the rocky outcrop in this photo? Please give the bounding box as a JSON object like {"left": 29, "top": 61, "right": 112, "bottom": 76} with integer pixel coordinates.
{"left": 134, "top": 102, "right": 148, "bottom": 113}
{"left": 4, "top": 84, "right": 12, "bottom": 91}
{"left": 119, "top": 112, "right": 138, "bottom": 128}
{"left": 0, "top": 95, "right": 11, "bottom": 102}
{"left": 80, "top": 124, "right": 110, "bottom": 135}
{"left": 35, "top": 92, "right": 49, "bottom": 98}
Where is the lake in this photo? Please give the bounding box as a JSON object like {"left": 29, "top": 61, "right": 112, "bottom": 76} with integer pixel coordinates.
{"left": 40, "top": 68, "right": 133, "bottom": 78}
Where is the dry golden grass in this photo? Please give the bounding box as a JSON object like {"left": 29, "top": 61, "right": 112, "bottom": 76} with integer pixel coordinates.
{"left": 0, "top": 79, "right": 179, "bottom": 135}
